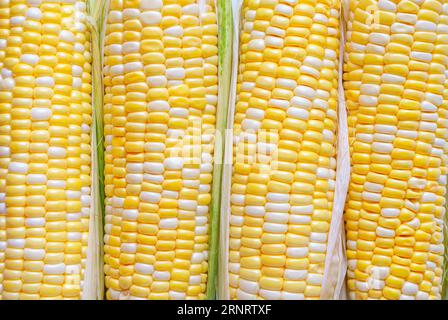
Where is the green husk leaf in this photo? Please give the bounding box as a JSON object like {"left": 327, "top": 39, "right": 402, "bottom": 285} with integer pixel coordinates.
{"left": 206, "top": 0, "right": 233, "bottom": 300}
{"left": 218, "top": 0, "right": 240, "bottom": 300}
{"left": 85, "top": 0, "right": 108, "bottom": 300}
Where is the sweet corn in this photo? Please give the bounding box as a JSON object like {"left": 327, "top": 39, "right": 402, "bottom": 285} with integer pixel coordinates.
{"left": 228, "top": 0, "right": 340, "bottom": 300}
{"left": 0, "top": 0, "right": 10, "bottom": 301}
{"left": 103, "top": 0, "right": 219, "bottom": 300}
{"left": 344, "top": 0, "right": 447, "bottom": 300}
{"left": 0, "top": 0, "right": 93, "bottom": 300}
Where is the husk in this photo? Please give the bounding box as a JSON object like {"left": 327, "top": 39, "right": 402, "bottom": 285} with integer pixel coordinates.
{"left": 320, "top": 0, "right": 350, "bottom": 300}
{"left": 444, "top": 175, "right": 448, "bottom": 299}
{"left": 218, "top": 0, "right": 241, "bottom": 301}
{"left": 206, "top": 0, "right": 233, "bottom": 300}
{"left": 83, "top": 0, "right": 108, "bottom": 300}
{"left": 444, "top": 196, "right": 448, "bottom": 299}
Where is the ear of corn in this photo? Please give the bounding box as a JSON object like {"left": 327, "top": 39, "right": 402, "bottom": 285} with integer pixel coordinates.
{"left": 103, "top": 0, "right": 219, "bottom": 300}
{"left": 0, "top": 0, "right": 10, "bottom": 301}
{"left": 227, "top": 0, "right": 341, "bottom": 300}
{"left": 344, "top": 0, "right": 447, "bottom": 300}
{"left": 0, "top": 0, "right": 93, "bottom": 300}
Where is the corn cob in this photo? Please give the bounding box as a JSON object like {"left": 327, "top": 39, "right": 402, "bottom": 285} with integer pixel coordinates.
{"left": 103, "top": 0, "right": 219, "bottom": 300}
{"left": 228, "top": 0, "right": 340, "bottom": 299}
{"left": 0, "top": 0, "right": 93, "bottom": 300}
{"left": 0, "top": 0, "right": 10, "bottom": 301}
{"left": 344, "top": 0, "right": 448, "bottom": 300}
